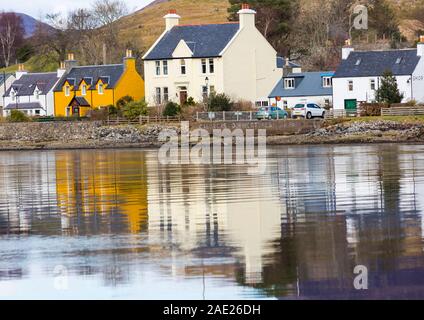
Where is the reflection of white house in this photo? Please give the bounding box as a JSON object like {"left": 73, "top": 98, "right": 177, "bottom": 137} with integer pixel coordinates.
{"left": 143, "top": 4, "right": 281, "bottom": 107}
{"left": 2, "top": 65, "right": 61, "bottom": 117}
{"left": 333, "top": 37, "right": 424, "bottom": 110}
{"left": 146, "top": 153, "right": 283, "bottom": 284}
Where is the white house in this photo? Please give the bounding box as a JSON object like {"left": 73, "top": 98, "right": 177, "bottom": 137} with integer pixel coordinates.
{"left": 0, "top": 73, "right": 15, "bottom": 114}
{"left": 269, "top": 69, "right": 334, "bottom": 109}
{"left": 142, "top": 4, "right": 281, "bottom": 106}
{"left": 3, "top": 64, "right": 62, "bottom": 117}
{"left": 333, "top": 37, "right": 424, "bottom": 110}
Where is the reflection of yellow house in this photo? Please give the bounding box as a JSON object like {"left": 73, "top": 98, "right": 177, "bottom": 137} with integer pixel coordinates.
{"left": 53, "top": 50, "right": 145, "bottom": 117}
{"left": 55, "top": 151, "right": 148, "bottom": 234}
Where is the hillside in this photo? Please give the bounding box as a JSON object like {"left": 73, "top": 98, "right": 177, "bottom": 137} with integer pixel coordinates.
{"left": 0, "top": 12, "right": 53, "bottom": 38}
{"left": 116, "top": 0, "right": 230, "bottom": 52}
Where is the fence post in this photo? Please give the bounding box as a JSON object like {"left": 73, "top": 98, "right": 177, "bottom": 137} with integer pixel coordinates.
{"left": 196, "top": 112, "right": 199, "bottom": 122}
{"left": 223, "top": 111, "right": 226, "bottom": 121}
{"left": 250, "top": 111, "right": 253, "bottom": 121}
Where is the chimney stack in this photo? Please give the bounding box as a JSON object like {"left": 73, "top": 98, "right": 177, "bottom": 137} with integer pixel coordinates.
{"left": 57, "top": 61, "right": 66, "bottom": 78}
{"left": 238, "top": 3, "right": 256, "bottom": 30}
{"left": 124, "top": 49, "right": 136, "bottom": 70}
{"left": 417, "top": 35, "right": 424, "bottom": 57}
{"left": 64, "top": 53, "right": 78, "bottom": 71}
{"left": 342, "top": 39, "right": 354, "bottom": 60}
{"left": 164, "top": 9, "right": 181, "bottom": 31}
{"left": 16, "top": 63, "right": 28, "bottom": 80}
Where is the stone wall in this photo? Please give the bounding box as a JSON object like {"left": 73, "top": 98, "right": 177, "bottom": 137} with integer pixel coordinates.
{"left": 191, "top": 120, "right": 323, "bottom": 135}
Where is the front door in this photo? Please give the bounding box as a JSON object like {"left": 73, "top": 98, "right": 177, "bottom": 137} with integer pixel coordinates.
{"left": 344, "top": 99, "right": 357, "bottom": 110}
{"left": 180, "top": 90, "right": 188, "bottom": 106}
{"left": 72, "top": 106, "right": 80, "bottom": 117}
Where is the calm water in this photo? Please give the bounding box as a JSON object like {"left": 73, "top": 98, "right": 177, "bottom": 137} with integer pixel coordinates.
{"left": 1, "top": 145, "right": 424, "bottom": 299}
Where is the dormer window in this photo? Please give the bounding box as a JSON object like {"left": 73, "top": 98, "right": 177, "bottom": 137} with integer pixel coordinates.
{"left": 65, "top": 85, "right": 70, "bottom": 97}
{"left": 180, "top": 59, "right": 186, "bottom": 75}
{"left": 35, "top": 89, "right": 40, "bottom": 99}
{"left": 98, "top": 83, "right": 104, "bottom": 95}
{"left": 11, "top": 90, "right": 16, "bottom": 101}
{"left": 284, "top": 78, "right": 295, "bottom": 89}
{"left": 81, "top": 85, "right": 87, "bottom": 96}
{"left": 322, "top": 77, "right": 332, "bottom": 88}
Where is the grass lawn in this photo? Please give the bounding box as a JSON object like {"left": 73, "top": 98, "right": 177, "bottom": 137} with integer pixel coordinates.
{"left": 348, "top": 115, "right": 424, "bottom": 123}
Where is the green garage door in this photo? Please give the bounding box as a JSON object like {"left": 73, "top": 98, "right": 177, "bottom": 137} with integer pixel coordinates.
{"left": 344, "top": 99, "right": 357, "bottom": 110}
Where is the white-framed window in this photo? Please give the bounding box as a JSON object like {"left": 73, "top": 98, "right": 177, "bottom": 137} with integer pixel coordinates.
{"left": 65, "top": 85, "right": 70, "bottom": 97}
{"left": 322, "top": 77, "right": 332, "bottom": 88}
{"left": 81, "top": 85, "right": 87, "bottom": 96}
{"left": 155, "top": 61, "right": 161, "bottom": 76}
{"left": 209, "top": 59, "right": 214, "bottom": 74}
{"left": 325, "top": 99, "right": 330, "bottom": 107}
{"left": 34, "top": 89, "right": 40, "bottom": 100}
{"left": 283, "top": 100, "right": 288, "bottom": 108}
{"left": 201, "top": 59, "right": 207, "bottom": 74}
{"left": 180, "top": 59, "right": 186, "bottom": 75}
{"left": 163, "top": 61, "right": 168, "bottom": 75}
{"left": 11, "top": 90, "right": 16, "bottom": 101}
{"left": 35, "top": 109, "right": 40, "bottom": 115}
{"left": 98, "top": 83, "right": 104, "bottom": 94}
{"left": 284, "top": 78, "right": 295, "bottom": 89}
{"left": 370, "top": 79, "right": 376, "bottom": 91}
{"left": 348, "top": 80, "right": 354, "bottom": 92}
{"left": 163, "top": 87, "right": 169, "bottom": 102}
{"left": 155, "top": 87, "right": 162, "bottom": 105}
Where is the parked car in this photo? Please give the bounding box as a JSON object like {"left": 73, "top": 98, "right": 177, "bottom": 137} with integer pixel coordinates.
{"left": 256, "top": 107, "right": 288, "bottom": 120}
{"left": 292, "top": 103, "right": 326, "bottom": 119}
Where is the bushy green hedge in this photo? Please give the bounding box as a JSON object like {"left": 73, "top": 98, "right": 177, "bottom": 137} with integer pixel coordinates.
{"left": 163, "top": 102, "right": 180, "bottom": 117}
{"left": 122, "top": 100, "right": 148, "bottom": 120}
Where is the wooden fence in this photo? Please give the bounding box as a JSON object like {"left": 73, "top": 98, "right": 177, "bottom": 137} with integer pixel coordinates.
{"left": 381, "top": 107, "right": 424, "bottom": 116}
{"left": 104, "top": 116, "right": 181, "bottom": 126}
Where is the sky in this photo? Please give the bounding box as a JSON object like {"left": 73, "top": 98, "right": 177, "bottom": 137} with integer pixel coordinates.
{"left": 0, "top": 0, "right": 154, "bottom": 19}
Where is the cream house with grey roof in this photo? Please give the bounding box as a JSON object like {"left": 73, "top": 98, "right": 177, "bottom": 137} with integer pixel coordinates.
{"left": 143, "top": 4, "right": 282, "bottom": 106}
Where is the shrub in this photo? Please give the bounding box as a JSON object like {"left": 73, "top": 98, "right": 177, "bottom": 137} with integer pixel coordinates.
{"left": 163, "top": 102, "right": 180, "bottom": 117}
{"left": 107, "top": 105, "right": 121, "bottom": 116}
{"left": 122, "top": 100, "right": 148, "bottom": 120}
{"left": 359, "top": 103, "right": 386, "bottom": 117}
{"left": 180, "top": 103, "right": 207, "bottom": 121}
{"left": 116, "top": 95, "right": 134, "bottom": 109}
{"left": 87, "top": 108, "right": 109, "bottom": 120}
{"left": 185, "top": 97, "right": 196, "bottom": 107}
{"left": 8, "top": 110, "right": 30, "bottom": 122}
{"left": 207, "top": 93, "right": 233, "bottom": 112}
{"left": 232, "top": 99, "right": 254, "bottom": 111}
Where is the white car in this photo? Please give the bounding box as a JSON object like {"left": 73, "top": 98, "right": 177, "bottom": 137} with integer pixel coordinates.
{"left": 292, "top": 103, "right": 326, "bottom": 119}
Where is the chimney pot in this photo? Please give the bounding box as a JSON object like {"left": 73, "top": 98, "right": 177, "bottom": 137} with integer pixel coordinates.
{"left": 169, "top": 9, "right": 177, "bottom": 14}
{"left": 420, "top": 35, "right": 424, "bottom": 43}
{"left": 242, "top": 3, "right": 250, "bottom": 10}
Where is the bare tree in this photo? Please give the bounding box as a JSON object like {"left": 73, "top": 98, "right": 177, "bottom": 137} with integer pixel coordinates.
{"left": 0, "top": 12, "right": 24, "bottom": 67}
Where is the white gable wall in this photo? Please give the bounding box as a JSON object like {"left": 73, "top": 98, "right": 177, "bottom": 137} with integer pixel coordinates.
{"left": 222, "top": 25, "right": 280, "bottom": 103}
{"left": 0, "top": 75, "right": 15, "bottom": 109}
{"left": 412, "top": 56, "right": 424, "bottom": 102}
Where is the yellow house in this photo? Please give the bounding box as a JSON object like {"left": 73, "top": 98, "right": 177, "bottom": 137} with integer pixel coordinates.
{"left": 54, "top": 50, "right": 145, "bottom": 117}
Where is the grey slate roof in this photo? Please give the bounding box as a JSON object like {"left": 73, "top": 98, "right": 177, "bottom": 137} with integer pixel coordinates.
{"left": 4, "top": 73, "right": 59, "bottom": 97}
{"left": 277, "top": 57, "right": 301, "bottom": 68}
{"left": 5, "top": 102, "right": 43, "bottom": 110}
{"left": 144, "top": 23, "right": 240, "bottom": 60}
{"left": 269, "top": 72, "right": 334, "bottom": 98}
{"left": 333, "top": 49, "right": 420, "bottom": 78}
{"left": 54, "top": 64, "right": 125, "bottom": 92}
{"left": 72, "top": 96, "right": 90, "bottom": 106}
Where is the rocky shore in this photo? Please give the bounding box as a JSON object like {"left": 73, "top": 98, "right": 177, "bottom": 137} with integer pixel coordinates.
{"left": 0, "top": 119, "right": 424, "bottom": 151}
